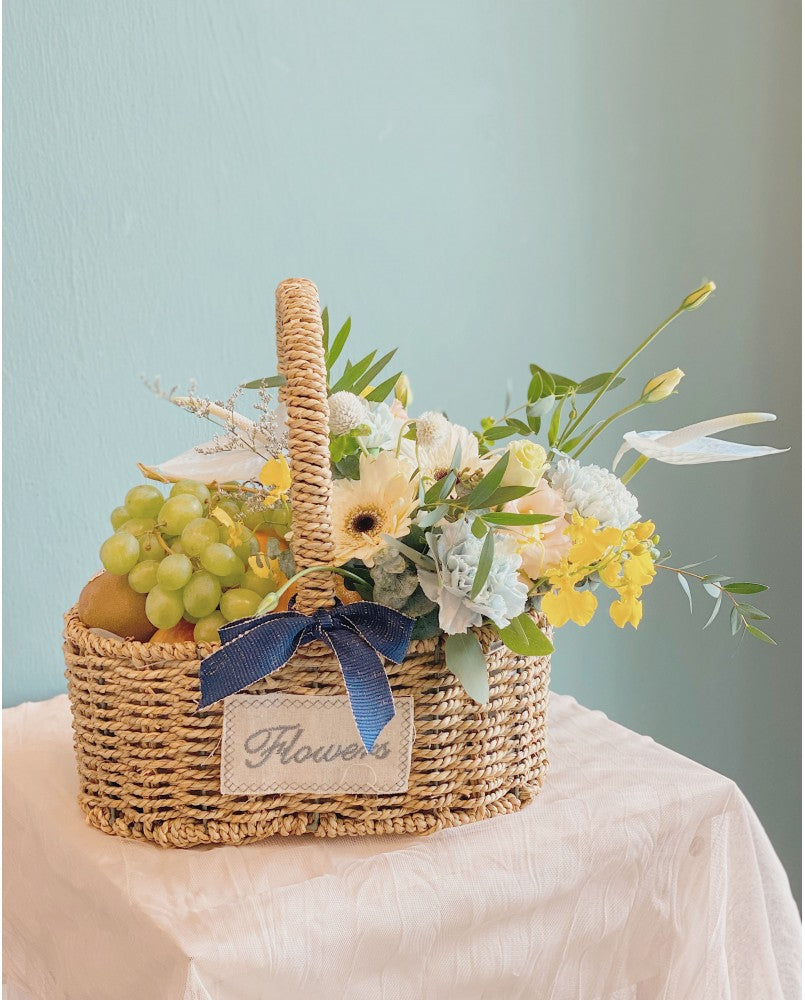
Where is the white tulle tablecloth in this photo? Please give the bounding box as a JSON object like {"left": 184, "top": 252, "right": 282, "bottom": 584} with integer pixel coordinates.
{"left": 3, "top": 692, "right": 800, "bottom": 1000}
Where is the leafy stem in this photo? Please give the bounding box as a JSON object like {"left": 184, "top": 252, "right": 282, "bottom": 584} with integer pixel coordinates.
{"left": 656, "top": 564, "right": 774, "bottom": 643}
{"left": 557, "top": 305, "right": 684, "bottom": 449}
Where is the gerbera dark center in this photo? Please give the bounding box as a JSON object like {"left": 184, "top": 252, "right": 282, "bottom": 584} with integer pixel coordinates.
{"left": 352, "top": 512, "right": 379, "bottom": 533}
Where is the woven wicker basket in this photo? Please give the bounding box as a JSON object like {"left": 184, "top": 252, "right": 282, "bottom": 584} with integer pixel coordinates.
{"left": 63, "top": 277, "right": 551, "bottom": 848}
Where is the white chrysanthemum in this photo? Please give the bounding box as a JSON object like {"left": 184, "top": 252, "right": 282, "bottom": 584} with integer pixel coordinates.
{"left": 331, "top": 452, "right": 418, "bottom": 567}
{"left": 549, "top": 457, "right": 640, "bottom": 529}
{"left": 329, "top": 392, "right": 369, "bottom": 437}
{"left": 416, "top": 411, "right": 450, "bottom": 450}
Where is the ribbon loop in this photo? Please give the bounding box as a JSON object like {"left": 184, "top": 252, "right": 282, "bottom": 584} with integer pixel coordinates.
{"left": 198, "top": 601, "right": 414, "bottom": 752}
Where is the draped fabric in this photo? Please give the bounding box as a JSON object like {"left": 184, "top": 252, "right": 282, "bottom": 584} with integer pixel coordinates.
{"left": 3, "top": 694, "right": 800, "bottom": 1000}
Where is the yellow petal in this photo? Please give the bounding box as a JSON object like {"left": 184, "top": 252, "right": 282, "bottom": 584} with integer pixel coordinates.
{"left": 259, "top": 455, "right": 292, "bottom": 504}
{"left": 542, "top": 586, "right": 598, "bottom": 628}
{"left": 610, "top": 591, "right": 643, "bottom": 629}
{"left": 623, "top": 551, "right": 656, "bottom": 587}
{"left": 598, "top": 559, "right": 623, "bottom": 588}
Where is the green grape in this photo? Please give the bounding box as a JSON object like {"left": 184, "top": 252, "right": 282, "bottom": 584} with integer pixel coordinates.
{"left": 181, "top": 517, "right": 220, "bottom": 556}
{"left": 213, "top": 498, "right": 241, "bottom": 520}
{"left": 158, "top": 495, "right": 204, "bottom": 536}
{"left": 145, "top": 586, "right": 185, "bottom": 629}
{"left": 125, "top": 484, "right": 165, "bottom": 519}
{"left": 219, "top": 567, "right": 246, "bottom": 588}
{"left": 110, "top": 506, "right": 130, "bottom": 530}
{"left": 170, "top": 480, "right": 211, "bottom": 506}
{"left": 200, "top": 542, "right": 243, "bottom": 578}
{"left": 120, "top": 517, "right": 156, "bottom": 538}
{"left": 157, "top": 553, "right": 193, "bottom": 591}
{"left": 194, "top": 612, "right": 227, "bottom": 644}
{"left": 243, "top": 569, "right": 274, "bottom": 597}
{"left": 220, "top": 588, "right": 262, "bottom": 622}
{"left": 231, "top": 527, "right": 257, "bottom": 563}
{"left": 171, "top": 540, "right": 185, "bottom": 554}
{"left": 100, "top": 532, "right": 141, "bottom": 575}
{"left": 139, "top": 532, "right": 166, "bottom": 562}
{"left": 183, "top": 571, "right": 222, "bottom": 618}
{"left": 241, "top": 509, "right": 268, "bottom": 530}
{"left": 128, "top": 560, "right": 160, "bottom": 594}
{"left": 183, "top": 612, "right": 200, "bottom": 624}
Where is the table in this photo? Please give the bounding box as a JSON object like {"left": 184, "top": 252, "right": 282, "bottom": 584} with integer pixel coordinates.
{"left": 3, "top": 693, "right": 800, "bottom": 1000}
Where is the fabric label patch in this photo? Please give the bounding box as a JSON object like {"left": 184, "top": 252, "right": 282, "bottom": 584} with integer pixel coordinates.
{"left": 221, "top": 693, "right": 414, "bottom": 796}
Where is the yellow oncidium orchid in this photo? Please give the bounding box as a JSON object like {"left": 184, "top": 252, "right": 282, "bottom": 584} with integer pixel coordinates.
{"left": 259, "top": 454, "right": 292, "bottom": 505}
{"left": 541, "top": 515, "right": 658, "bottom": 631}
{"left": 542, "top": 585, "right": 598, "bottom": 627}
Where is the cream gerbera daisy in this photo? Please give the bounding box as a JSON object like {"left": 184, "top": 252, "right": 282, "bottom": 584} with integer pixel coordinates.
{"left": 331, "top": 451, "right": 418, "bottom": 567}
{"left": 418, "top": 418, "right": 483, "bottom": 482}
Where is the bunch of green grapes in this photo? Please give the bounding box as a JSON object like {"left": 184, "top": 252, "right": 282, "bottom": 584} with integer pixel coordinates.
{"left": 99, "top": 480, "right": 291, "bottom": 643}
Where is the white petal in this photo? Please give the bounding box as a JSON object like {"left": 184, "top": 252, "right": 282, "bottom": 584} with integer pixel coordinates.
{"left": 657, "top": 412, "right": 776, "bottom": 448}
{"left": 155, "top": 442, "right": 268, "bottom": 483}
{"left": 621, "top": 430, "right": 787, "bottom": 465}
{"left": 611, "top": 441, "right": 632, "bottom": 472}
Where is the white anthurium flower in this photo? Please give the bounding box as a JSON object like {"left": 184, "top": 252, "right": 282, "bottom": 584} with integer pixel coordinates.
{"left": 612, "top": 412, "right": 787, "bottom": 470}
{"left": 154, "top": 400, "right": 288, "bottom": 483}
{"left": 154, "top": 440, "right": 269, "bottom": 483}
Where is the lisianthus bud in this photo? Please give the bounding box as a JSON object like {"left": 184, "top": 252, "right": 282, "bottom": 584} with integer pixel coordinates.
{"left": 680, "top": 280, "right": 716, "bottom": 311}
{"left": 641, "top": 368, "right": 685, "bottom": 403}
{"left": 394, "top": 374, "right": 412, "bottom": 408}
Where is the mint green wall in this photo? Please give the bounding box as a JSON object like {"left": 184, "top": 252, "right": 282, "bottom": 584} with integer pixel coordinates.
{"left": 5, "top": 2, "right": 800, "bottom": 897}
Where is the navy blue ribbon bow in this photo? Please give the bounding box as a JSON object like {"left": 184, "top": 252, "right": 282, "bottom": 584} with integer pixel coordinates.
{"left": 198, "top": 601, "right": 415, "bottom": 752}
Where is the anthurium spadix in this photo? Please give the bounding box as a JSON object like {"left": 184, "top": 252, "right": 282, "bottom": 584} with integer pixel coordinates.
{"left": 612, "top": 412, "right": 787, "bottom": 470}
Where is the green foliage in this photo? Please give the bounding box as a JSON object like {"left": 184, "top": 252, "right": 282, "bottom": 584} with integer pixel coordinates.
{"left": 444, "top": 632, "right": 489, "bottom": 704}
{"left": 498, "top": 614, "right": 554, "bottom": 656}
{"left": 669, "top": 565, "right": 774, "bottom": 645}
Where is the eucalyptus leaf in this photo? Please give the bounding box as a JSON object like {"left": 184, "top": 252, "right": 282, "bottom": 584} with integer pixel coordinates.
{"left": 703, "top": 594, "right": 722, "bottom": 630}
{"left": 745, "top": 623, "right": 776, "bottom": 645}
{"left": 482, "top": 485, "right": 534, "bottom": 507}
{"left": 464, "top": 452, "right": 510, "bottom": 509}
{"left": 482, "top": 512, "right": 556, "bottom": 526}
{"left": 702, "top": 582, "right": 722, "bottom": 598}
{"left": 471, "top": 517, "right": 489, "bottom": 538}
{"left": 444, "top": 632, "right": 489, "bottom": 704}
{"left": 498, "top": 614, "right": 554, "bottom": 656}
{"left": 469, "top": 530, "right": 494, "bottom": 600}
{"left": 418, "top": 504, "right": 449, "bottom": 528}
{"left": 527, "top": 371, "right": 543, "bottom": 404}
{"left": 241, "top": 374, "right": 287, "bottom": 390}
{"left": 735, "top": 603, "right": 770, "bottom": 620}
{"left": 730, "top": 605, "right": 741, "bottom": 636}
{"left": 676, "top": 573, "right": 693, "bottom": 613}
{"left": 722, "top": 582, "right": 769, "bottom": 595}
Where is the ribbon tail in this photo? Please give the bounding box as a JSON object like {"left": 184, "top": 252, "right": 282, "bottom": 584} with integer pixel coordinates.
{"left": 338, "top": 603, "right": 415, "bottom": 664}
{"left": 326, "top": 628, "right": 396, "bottom": 753}
{"left": 198, "top": 616, "right": 305, "bottom": 709}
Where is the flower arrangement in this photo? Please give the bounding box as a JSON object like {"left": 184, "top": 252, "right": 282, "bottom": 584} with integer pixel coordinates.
{"left": 86, "top": 280, "right": 785, "bottom": 705}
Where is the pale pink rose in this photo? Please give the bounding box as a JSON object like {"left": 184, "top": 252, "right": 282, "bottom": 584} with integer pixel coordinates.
{"left": 504, "top": 480, "right": 571, "bottom": 580}
{"left": 389, "top": 399, "right": 409, "bottom": 421}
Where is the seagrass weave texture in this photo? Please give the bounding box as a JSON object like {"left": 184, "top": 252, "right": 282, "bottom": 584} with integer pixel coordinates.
{"left": 63, "top": 277, "right": 552, "bottom": 847}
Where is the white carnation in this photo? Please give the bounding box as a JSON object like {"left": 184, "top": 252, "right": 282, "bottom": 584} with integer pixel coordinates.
{"left": 329, "top": 392, "right": 369, "bottom": 437}
{"left": 550, "top": 456, "right": 640, "bottom": 529}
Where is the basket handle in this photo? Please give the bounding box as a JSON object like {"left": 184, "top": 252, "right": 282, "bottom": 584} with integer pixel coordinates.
{"left": 275, "top": 278, "right": 336, "bottom": 613}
